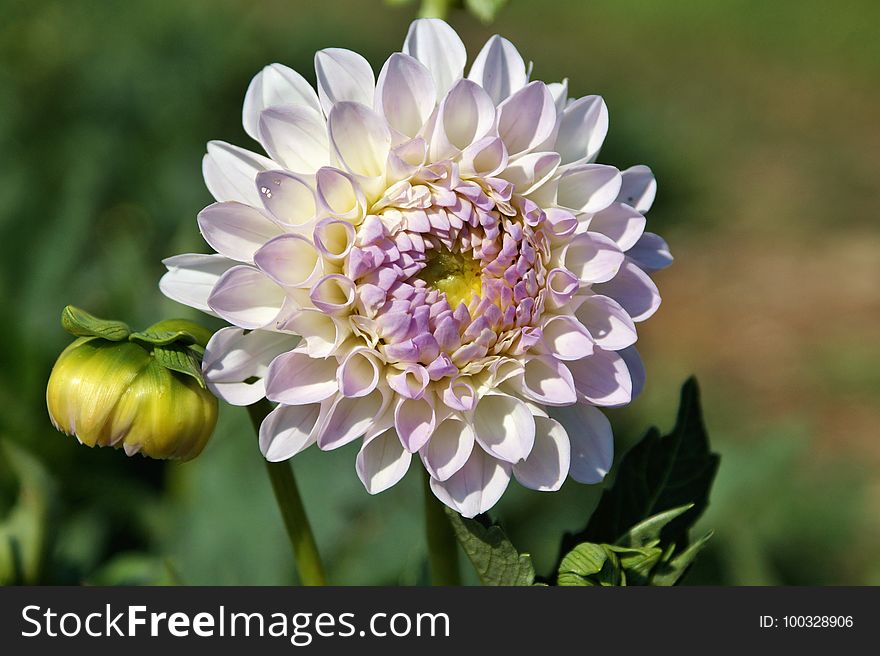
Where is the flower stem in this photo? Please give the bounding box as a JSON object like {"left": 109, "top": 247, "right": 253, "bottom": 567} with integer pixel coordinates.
{"left": 247, "top": 399, "right": 326, "bottom": 586}
{"left": 423, "top": 473, "right": 461, "bottom": 585}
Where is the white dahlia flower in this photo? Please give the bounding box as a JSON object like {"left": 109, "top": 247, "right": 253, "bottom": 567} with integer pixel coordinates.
{"left": 160, "top": 19, "right": 672, "bottom": 517}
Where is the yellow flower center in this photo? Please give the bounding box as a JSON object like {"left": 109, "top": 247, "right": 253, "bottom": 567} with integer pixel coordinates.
{"left": 419, "top": 248, "right": 483, "bottom": 309}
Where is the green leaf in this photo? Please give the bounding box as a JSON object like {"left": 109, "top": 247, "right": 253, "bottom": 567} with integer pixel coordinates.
{"left": 651, "top": 531, "right": 714, "bottom": 586}
{"left": 557, "top": 542, "right": 618, "bottom": 586}
{"left": 60, "top": 305, "right": 130, "bottom": 341}
{"left": 569, "top": 378, "right": 719, "bottom": 550}
{"left": 445, "top": 508, "right": 535, "bottom": 586}
{"left": 152, "top": 345, "right": 206, "bottom": 388}
{"left": 617, "top": 503, "right": 694, "bottom": 549}
{"left": 0, "top": 441, "right": 56, "bottom": 585}
{"left": 142, "top": 319, "right": 214, "bottom": 348}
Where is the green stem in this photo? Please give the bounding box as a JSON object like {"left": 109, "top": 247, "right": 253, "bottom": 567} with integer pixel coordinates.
{"left": 423, "top": 473, "right": 461, "bottom": 585}
{"left": 247, "top": 399, "right": 326, "bottom": 586}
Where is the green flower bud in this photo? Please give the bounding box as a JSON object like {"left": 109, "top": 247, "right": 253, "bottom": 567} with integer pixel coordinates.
{"left": 46, "top": 308, "right": 218, "bottom": 462}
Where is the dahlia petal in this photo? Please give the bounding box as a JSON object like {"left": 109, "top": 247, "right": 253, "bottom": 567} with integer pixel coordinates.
{"left": 472, "top": 393, "right": 536, "bottom": 463}
{"left": 280, "top": 309, "right": 349, "bottom": 358}
{"left": 575, "top": 294, "right": 637, "bottom": 350}
{"left": 499, "top": 151, "right": 560, "bottom": 194}
{"left": 556, "top": 163, "right": 622, "bottom": 214}
{"left": 547, "top": 79, "right": 569, "bottom": 112}
{"left": 627, "top": 232, "right": 673, "bottom": 272}
{"left": 197, "top": 201, "right": 284, "bottom": 263}
{"left": 496, "top": 81, "right": 558, "bottom": 157}
{"left": 540, "top": 315, "right": 595, "bottom": 361}
{"left": 441, "top": 376, "right": 476, "bottom": 412}
{"left": 431, "top": 79, "right": 496, "bottom": 160}
{"left": 255, "top": 170, "right": 317, "bottom": 228}
{"left": 243, "top": 63, "right": 322, "bottom": 141}
{"left": 513, "top": 416, "right": 570, "bottom": 491}
{"left": 375, "top": 53, "right": 436, "bottom": 138}
{"left": 337, "top": 347, "right": 382, "bottom": 397}
{"left": 314, "top": 48, "right": 376, "bottom": 116}
{"left": 259, "top": 403, "right": 321, "bottom": 462}
{"left": 265, "top": 351, "right": 339, "bottom": 405}
{"left": 387, "top": 364, "right": 429, "bottom": 400}
{"left": 519, "top": 355, "right": 578, "bottom": 406}
{"left": 617, "top": 164, "right": 656, "bottom": 213}
{"left": 545, "top": 267, "right": 580, "bottom": 308}
{"left": 402, "top": 18, "right": 466, "bottom": 98}
{"left": 207, "top": 265, "right": 285, "bottom": 329}
{"left": 254, "top": 234, "right": 322, "bottom": 288}
{"left": 159, "top": 253, "right": 235, "bottom": 314}
{"left": 563, "top": 231, "right": 625, "bottom": 284}
{"left": 258, "top": 105, "right": 330, "bottom": 174}
{"left": 395, "top": 395, "right": 436, "bottom": 452}
{"left": 566, "top": 349, "right": 633, "bottom": 407}
{"left": 313, "top": 218, "right": 356, "bottom": 262}
{"left": 618, "top": 345, "right": 646, "bottom": 400}
{"left": 203, "top": 327, "right": 295, "bottom": 405}
{"left": 315, "top": 167, "right": 365, "bottom": 222}
{"left": 317, "top": 388, "right": 385, "bottom": 450}
{"left": 202, "top": 140, "right": 275, "bottom": 206}
{"left": 309, "top": 274, "right": 356, "bottom": 315}
{"left": 593, "top": 259, "right": 661, "bottom": 321}
{"left": 467, "top": 34, "right": 528, "bottom": 105}
{"left": 420, "top": 417, "right": 475, "bottom": 482}
{"left": 328, "top": 102, "right": 392, "bottom": 178}
{"left": 429, "top": 447, "right": 512, "bottom": 518}
{"left": 588, "top": 202, "right": 647, "bottom": 251}
{"left": 549, "top": 404, "right": 612, "bottom": 484}
{"left": 556, "top": 95, "right": 608, "bottom": 165}
{"left": 356, "top": 427, "right": 412, "bottom": 494}
{"left": 459, "top": 136, "right": 508, "bottom": 178}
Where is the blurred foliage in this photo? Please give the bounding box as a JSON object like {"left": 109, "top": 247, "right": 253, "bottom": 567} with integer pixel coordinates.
{"left": 0, "top": 0, "right": 878, "bottom": 585}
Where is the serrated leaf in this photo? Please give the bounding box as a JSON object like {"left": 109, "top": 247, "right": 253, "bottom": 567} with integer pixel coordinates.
{"left": 567, "top": 378, "right": 719, "bottom": 552}
{"left": 152, "top": 345, "right": 206, "bottom": 388}
{"left": 60, "top": 305, "right": 130, "bottom": 341}
{"left": 617, "top": 504, "right": 694, "bottom": 549}
{"left": 445, "top": 509, "right": 535, "bottom": 586}
{"left": 651, "top": 531, "right": 714, "bottom": 586}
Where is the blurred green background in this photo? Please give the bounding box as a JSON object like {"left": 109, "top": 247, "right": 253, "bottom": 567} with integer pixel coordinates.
{"left": 1, "top": 0, "right": 878, "bottom": 585}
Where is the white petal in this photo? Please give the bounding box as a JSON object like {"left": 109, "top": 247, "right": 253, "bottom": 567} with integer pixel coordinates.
{"left": 259, "top": 403, "right": 321, "bottom": 462}
{"left": 593, "top": 259, "right": 661, "bottom": 321}
{"left": 556, "top": 164, "right": 622, "bottom": 214}
{"left": 472, "top": 393, "right": 535, "bottom": 463}
{"left": 280, "top": 309, "right": 350, "bottom": 358}
{"left": 588, "top": 202, "right": 646, "bottom": 251}
{"left": 459, "top": 136, "right": 508, "bottom": 178}
{"left": 159, "top": 253, "right": 235, "bottom": 314}
{"left": 429, "top": 447, "right": 511, "bottom": 518}
{"left": 467, "top": 35, "right": 528, "bottom": 105}
{"left": 420, "top": 417, "right": 475, "bottom": 481}
{"left": 513, "top": 416, "right": 570, "bottom": 491}
{"left": 402, "top": 18, "right": 466, "bottom": 98}
{"left": 565, "top": 349, "right": 633, "bottom": 407}
{"left": 430, "top": 79, "right": 496, "bottom": 161}
{"left": 556, "top": 95, "right": 608, "bottom": 165}
{"left": 315, "top": 167, "right": 366, "bottom": 222}
{"left": 258, "top": 105, "right": 330, "bottom": 174}
{"left": 496, "top": 81, "right": 557, "bottom": 157}
{"left": 197, "top": 202, "right": 284, "bottom": 263}
{"left": 518, "top": 355, "right": 578, "bottom": 406}
{"left": 337, "top": 347, "right": 382, "bottom": 397}
{"left": 617, "top": 165, "right": 657, "bottom": 213}
{"left": 540, "top": 315, "right": 595, "bottom": 361}
{"left": 314, "top": 48, "right": 375, "bottom": 116}
{"left": 375, "top": 53, "right": 436, "bottom": 138}
{"left": 202, "top": 141, "right": 275, "bottom": 206}
{"left": 255, "top": 170, "right": 317, "bottom": 228}
{"left": 563, "top": 232, "right": 625, "bottom": 284}
{"left": 309, "top": 274, "right": 356, "bottom": 315}
{"left": 207, "top": 265, "right": 285, "bottom": 329}
{"left": 253, "top": 234, "right": 321, "bottom": 288}
{"left": 328, "top": 102, "right": 392, "bottom": 178}
{"left": 498, "top": 151, "right": 560, "bottom": 194}
{"left": 203, "top": 327, "right": 296, "bottom": 406}
{"left": 316, "top": 388, "right": 385, "bottom": 450}
{"left": 627, "top": 232, "right": 673, "bottom": 272}
{"left": 357, "top": 427, "right": 412, "bottom": 494}
{"left": 395, "top": 396, "right": 436, "bottom": 452}
{"left": 619, "top": 346, "right": 646, "bottom": 400}
{"left": 243, "top": 63, "right": 322, "bottom": 141}
{"left": 549, "top": 404, "right": 613, "bottom": 484}
{"left": 313, "top": 218, "right": 356, "bottom": 262}
{"left": 265, "top": 351, "right": 339, "bottom": 405}
{"left": 547, "top": 79, "right": 569, "bottom": 113}
{"left": 575, "top": 294, "right": 637, "bottom": 350}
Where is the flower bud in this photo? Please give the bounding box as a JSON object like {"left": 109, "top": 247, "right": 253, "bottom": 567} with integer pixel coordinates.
{"left": 47, "top": 308, "right": 218, "bottom": 461}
